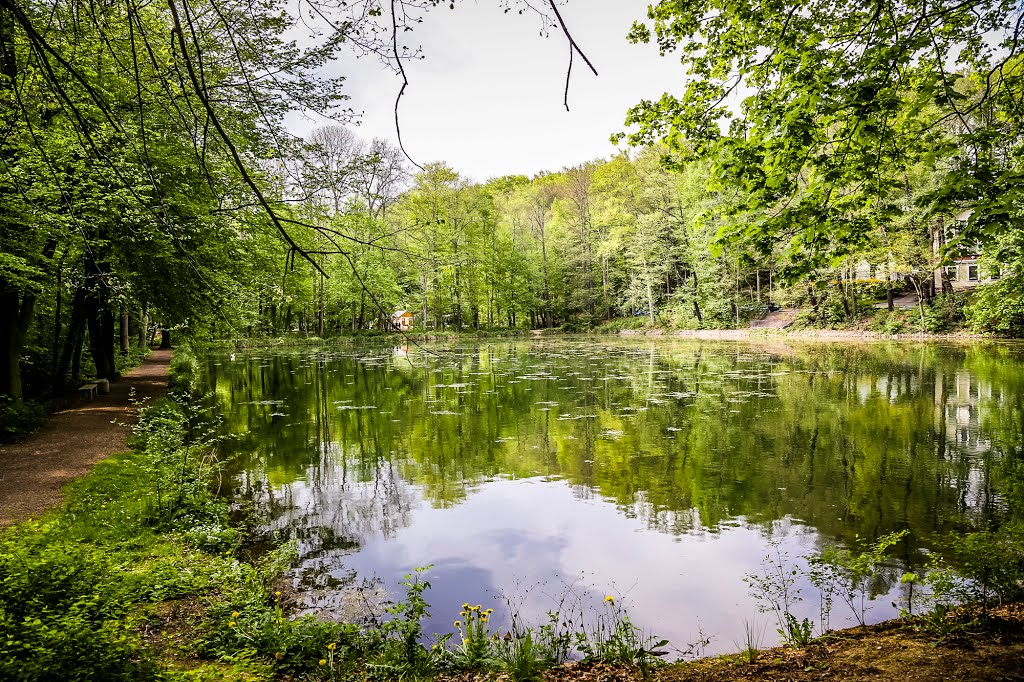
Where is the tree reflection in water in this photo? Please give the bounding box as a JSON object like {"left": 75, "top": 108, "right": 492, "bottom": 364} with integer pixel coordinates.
{"left": 203, "top": 339, "right": 1024, "bottom": 653}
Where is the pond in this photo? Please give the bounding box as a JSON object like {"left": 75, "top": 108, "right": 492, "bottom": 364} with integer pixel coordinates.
{"left": 201, "top": 338, "right": 1024, "bottom": 655}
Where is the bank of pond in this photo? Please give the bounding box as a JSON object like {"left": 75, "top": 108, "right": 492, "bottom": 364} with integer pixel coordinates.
{"left": 2, "top": 338, "right": 1024, "bottom": 680}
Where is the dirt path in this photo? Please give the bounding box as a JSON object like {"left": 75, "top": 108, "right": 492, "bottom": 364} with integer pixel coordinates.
{"left": 750, "top": 309, "right": 800, "bottom": 329}
{"left": 0, "top": 350, "right": 171, "bottom": 527}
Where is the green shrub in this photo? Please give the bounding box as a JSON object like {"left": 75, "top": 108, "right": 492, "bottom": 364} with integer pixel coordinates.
{"left": 115, "top": 347, "right": 150, "bottom": 376}
{"left": 930, "top": 522, "right": 1024, "bottom": 613}
{"left": 0, "top": 397, "right": 45, "bottom": 443}
{"left": 875, "top": 310, "right": 910, "bottom": 335}
{"left": 923, "top": 294, "right": 965, "bottom": 333}
{"left": 820, "top": 295, "right": 848, "bottom": 327}
{"left": 169, "top": 344, "right": 200, "bottom": 393}
{"left": 0, "top": 389, "right": 256, "bottom": 680}
{"left": 596, "top": 316, "right": 650, "bottom": 333}
{"left": 966, "top": 278, "right": 1024, "bottom": 337}
{"left": 805, "top": 531, "right": 908, "bottom": 627}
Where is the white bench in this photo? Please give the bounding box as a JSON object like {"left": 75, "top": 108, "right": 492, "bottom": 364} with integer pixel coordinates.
{"left": 78, "top": 383, "right": 98, "bottom": 400}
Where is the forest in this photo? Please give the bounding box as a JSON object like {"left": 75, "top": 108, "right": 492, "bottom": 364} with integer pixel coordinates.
{"left": 2, "top": 0, "right": 1024, "bottom": 399}
{"left": 4, "top": 1, "right": 1024, "bottom": 680}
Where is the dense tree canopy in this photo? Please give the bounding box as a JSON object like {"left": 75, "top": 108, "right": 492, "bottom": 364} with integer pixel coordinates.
{"left": 618, "top": 0, "right": 1024, "bottom": 275}
{"left": 0, "top": 0, "right": 579, "bottom": 400}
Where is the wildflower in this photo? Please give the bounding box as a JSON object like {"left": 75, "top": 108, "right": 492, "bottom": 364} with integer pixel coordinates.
{"left": 274, "top": 652, "right": 283, "bottom": 660}
{"left": 275, "top": 590, "right": 282, "bottom": 597}
{"left": 229, "top": 621, "right": 236, "bottom": 627}
{"left": 481, "top": 616, "right": 488, "bottom": 623}
{"left": 604, "top": 595, "right": 615, "bottom": 604}
{"left": 454, "top": 620, "right": 462, "bottom": 628}
{"left": 231, "top": 611, "right": 240, "bottom": 618}
{"left": 484, "top": 608, "right": 493, "bottom": 615}
{"left": 328, "top": 643, "right": 336, "bottom": 651}
{"left": 462, "top": 602, "right": 469, "bottom": 609}
{"left": 319, "top": 659, "right": 327, "bottom": 666}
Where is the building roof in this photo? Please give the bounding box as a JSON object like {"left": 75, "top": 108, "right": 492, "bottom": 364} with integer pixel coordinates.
{"left": 392, "top": 310, "right": 413, "bottom": 318}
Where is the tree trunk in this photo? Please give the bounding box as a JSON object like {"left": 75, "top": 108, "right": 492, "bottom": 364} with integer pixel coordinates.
{"left": 422, "top": 270, "right": 429, "bottom": 332}
{"left": 159, "top": 329, "right": 172, "bottom": 349}
{"left": 52, "top": 272, "right": 62, "bottom": 377}
{"left": 55, "top": 288, "right": 87, "bottom": 392}
{"left": 71, "top": 330, "right": 84, "bottom": 385}
{"left": 647, "top": 279, "right": 656, "bottom": 326}
{"left": 318, "top": 273, "right": 325, "bottom": 337}
{"left": 86, "top": 296, "right": 117, "bottom": 380}
{"left": 138, "top": 303, "right": 148, "bottom": 349}
{"left": 120, "top": 306, "right": 130, "bottom": 354}
{"left": 886, "top": 280, "right": 894, "bottom": 311}
{"left": 0, "top": 286, "right": 35, "bottom": 400}
{"left": 540, "top": 226, "right": 552, "bottom": 328}
{"left": 692, "top": 272, "right": 703, "bottom": 324}
{"left": 0, "top": 11, "right": 30, "bottom": 399}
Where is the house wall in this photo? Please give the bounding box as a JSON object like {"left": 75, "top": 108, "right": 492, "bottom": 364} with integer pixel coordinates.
{"left": 935, "top": 259, "right": 1002, "bottom": 290}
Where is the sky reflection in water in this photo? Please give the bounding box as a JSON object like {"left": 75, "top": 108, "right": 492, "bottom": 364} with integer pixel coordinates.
{"left": 204, "top": 339, "right": 1024, "bottom": 654}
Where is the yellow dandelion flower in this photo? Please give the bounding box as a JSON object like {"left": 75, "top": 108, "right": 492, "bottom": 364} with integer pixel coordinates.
{"left": 274, "top": 652, "right": 283, "bottom": 660}
{"left": 328, "top": 643, "right": 336, "bottom": 651}
{"left": 484, "top": 608, "right": 493, "bottom": 615}
{"left": 231, "top": 611, "right": 240, "bottom": 618}
{"left": 462, "top": 602, "right": 470, "bottom": 609}
{"left": 229, "top": 621, "right": 236, "bottom": 627}
{"left": 319, "top": 658, "right": 326, "bottom": 666}
{"left": 604, "top": 595, "right": 615, "bottom": 603}
{"left": 275, "top": 591, "right": 282, "bottom": 597}
{"left": 481, "top": 616, "right": 488, "bottom": 623}
{"left": 454, "top": 620, "right": 462, "bottom": 628}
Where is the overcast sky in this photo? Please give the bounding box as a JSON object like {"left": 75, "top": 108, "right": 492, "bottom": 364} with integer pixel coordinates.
{"left": 291, "top": 0, "right": 686, "bottom": 182}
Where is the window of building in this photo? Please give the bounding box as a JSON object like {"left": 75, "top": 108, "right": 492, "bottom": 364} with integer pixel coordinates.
{"left": 968, "top": 264, "right": 979, "bottom": 281}
{"left": 945, "top": 265, "right": 958, "bottom": 281}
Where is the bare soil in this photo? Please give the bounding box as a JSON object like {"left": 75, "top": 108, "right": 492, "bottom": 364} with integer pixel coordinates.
{"left": 431, "top": 605, "right": 1024, "bottom": 682}
{"left": 653, "top": 606, "right": 1024, "bottom": 681}
{"left": 0, "top": 350, "right": 171, "bottom": 527}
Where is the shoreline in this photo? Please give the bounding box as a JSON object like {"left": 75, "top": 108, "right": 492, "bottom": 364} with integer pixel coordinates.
{"left": 616, "top": 327, "right": 996, "bottom": 342}
{"left": 210, "top": 327, "right": 1010, "bottom": 348}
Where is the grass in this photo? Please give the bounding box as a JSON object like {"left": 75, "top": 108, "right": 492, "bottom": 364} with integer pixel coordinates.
{"left": 732, "top": 619, "right": 764, "bottom": 664}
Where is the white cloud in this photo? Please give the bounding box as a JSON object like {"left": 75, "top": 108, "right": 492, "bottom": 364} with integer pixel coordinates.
{"left": 290, "top": 0, "right": 687, "bottom": 181}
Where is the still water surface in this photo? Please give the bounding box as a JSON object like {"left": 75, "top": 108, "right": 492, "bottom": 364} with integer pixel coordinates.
{"left": 202, "top": 339, "right": 1023, "bottom": 654}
